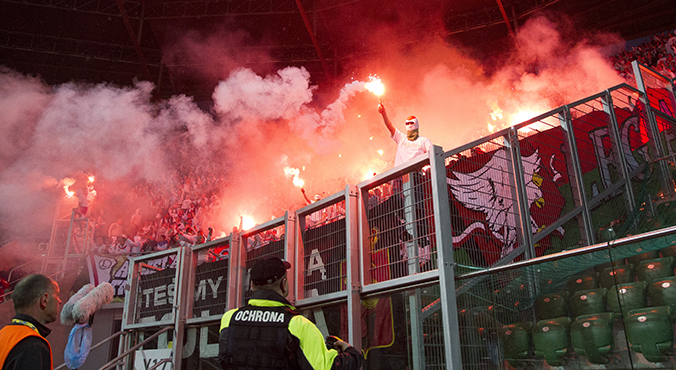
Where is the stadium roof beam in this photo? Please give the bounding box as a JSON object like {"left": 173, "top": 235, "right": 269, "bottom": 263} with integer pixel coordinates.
{"left": 495, "top": 0, "right": 515, "bottom": 36}
{"left": 0, "top": 29, "right": 162, "bottom": 66}
{"left": 0, "top": 0, "right": 141, "bottom": 17}
{"left": 443, "top": 0, "right": 562, "bottom": 35}
{"left": 115, "top": 0, "right": 153, "bottom": 80}
{"left": 0, "top": 0, "right": 325, "bottom": 19}
{"left": 141, "top": 0, "right": 301, "bottom": 20}
{"left": 294, "top": 0, "right": 332, "bottom": 80}
{"left": 4, "top": 60, "right": 154, "bottom": 81}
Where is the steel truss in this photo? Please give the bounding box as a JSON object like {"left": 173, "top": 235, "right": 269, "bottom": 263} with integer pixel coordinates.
{"left": 0, "top": 0, "right": 141, "bottom": 17}
{"left": 0, "top": 0, "right": 310, "bottom": 19}
{"left": 0, "top": 29, "right": 162, "bottom": 66}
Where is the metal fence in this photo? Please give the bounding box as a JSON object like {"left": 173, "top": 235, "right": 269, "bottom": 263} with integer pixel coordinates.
{"left": 118, "top": 62, "right": 676, "bottom": 370}
{"left": 359, "top": 157, "right": 440, "bottom": 287}
{"left": 240, "top": 214, "right": 293, "bottom": 304}
{"left": 296, "top": 189, "right": 350, "bottom": 302}
{"left": 188, "top": 236, "right": 232, "bottom": 324}
{"left": 122, "top": 248, "right": 184, "bottom": 329}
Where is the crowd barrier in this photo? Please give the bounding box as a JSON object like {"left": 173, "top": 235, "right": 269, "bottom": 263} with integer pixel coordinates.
{"left": 101, "top": 61, "right": 676, "bottom": 370}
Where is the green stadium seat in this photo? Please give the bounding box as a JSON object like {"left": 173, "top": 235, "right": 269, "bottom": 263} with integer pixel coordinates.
{"left": 606, "top": 281, "right": 647, "bottom": 318}
{"left": 648, "top": 276, "right": 676, "bottom": 316}
{"left": 570, "top": 312, "right": 615, "bottom": 364}
{"left": 635, "top": 257, "right": 674, "bottom": 284}
{"left": 625, "top": 306, "right": 674, "bottom": 362}
{"left": 570, "top": 288, "right": 607, "bottom": 318}
{"left": 534, "top": 291, "right": 568, "bottom": 320}
{"left": 532, "top": 317, "right": 571, "bottom": 366}
{"left": 627, "top": 250, "right": 659, "bottom": 267}
{"left": 594, "top": 260, "right": 623, "bottom": 274}
{"left": 498, "top": 322, "right": 532, "bottom": 367}
{"left": 660, "top": 245, "right": 676, "bottom": 258}
{"left": 468, "top": 306, "right": 502, "bottom": 340}
{"left": 598, "top": 264, "right": 635, "bottom": 289}
{"left": 567, "top": 272, "right": 598, "bottom": 295}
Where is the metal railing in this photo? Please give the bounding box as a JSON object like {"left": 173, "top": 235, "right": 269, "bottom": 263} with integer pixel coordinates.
{"left": 107, "top": 61, "right": 676, "bottom": 370}
{"left": 0, "top": 266, "right": 69, "bottom": 304}
{"left": 100, "top": 326, "right": 173, "bottom": 370}
{"left": 54, "top": 329, "right": 130, "bottom": 370}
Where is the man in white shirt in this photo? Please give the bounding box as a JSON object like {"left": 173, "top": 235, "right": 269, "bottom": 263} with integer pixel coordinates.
{"left": 377, "top": 102, "right": 434, "bottom": 271}
{"left": 378, "top": 102, "right": 432, "bottom": 167}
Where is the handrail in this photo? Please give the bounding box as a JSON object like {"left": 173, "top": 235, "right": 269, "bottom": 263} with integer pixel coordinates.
{"left": 99, "top": 326, "right": 173, "bottom": 370}
{"left": 0, "top": 290, "right": 12, "bottom": 302}
{"left": 54, "top": 329, "right": 129, "bottom": 370}
{"left": 456, "top": 225, "right": 676, "bottom": 280}
{"left": 6, "top": 257, "right": 43, "bottom": 283}
{"left": 0, "top": 268, "right": 71, "bottom": 304}
{"left": 148, "top": 358, "right": 172, "bottom": 370}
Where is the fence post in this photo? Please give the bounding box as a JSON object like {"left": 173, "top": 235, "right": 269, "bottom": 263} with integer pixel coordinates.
{"left": 429, "top": 146, "right": 462, "bottom": 370}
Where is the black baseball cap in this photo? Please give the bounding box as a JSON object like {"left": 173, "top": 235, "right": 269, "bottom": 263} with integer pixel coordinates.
{"left": 250, "top": 255, "right": 291, "bottom": 285}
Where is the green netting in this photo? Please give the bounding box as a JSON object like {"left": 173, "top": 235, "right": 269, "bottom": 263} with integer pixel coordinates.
{"left": 610, "top": 160, "right": 676, "bottom": 238}
{"left": 456, "top": 158, "right": 676, "bottom": 315}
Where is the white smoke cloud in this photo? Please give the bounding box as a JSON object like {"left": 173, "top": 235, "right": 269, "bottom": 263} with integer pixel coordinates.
{"left": 0, "top": 68, "right": 52, "bottom": 173}
{"left": 0, "top": 14, "right": 629, "bottom": 253}
{"left": 213, "top": 67, "right": 314, "bottom": 121}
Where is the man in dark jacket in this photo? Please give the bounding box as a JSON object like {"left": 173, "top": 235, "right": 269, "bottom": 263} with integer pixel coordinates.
{"left": 218, "top": 256, "right": 362, "bottom": 370}
{"left": 0, "top": 274, "right": 61, "bottom": 370}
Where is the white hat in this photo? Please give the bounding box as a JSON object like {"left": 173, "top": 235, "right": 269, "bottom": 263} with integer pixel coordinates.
{"left": 405, "top": 116, "right": 419, "bottom": 131}
{"left": 314, "top": 194, "right": 321, "bottom": 201}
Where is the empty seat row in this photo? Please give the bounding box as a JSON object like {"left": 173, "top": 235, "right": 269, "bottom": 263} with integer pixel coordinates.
{"left": 537, "top": 275, "right": 676, "bottom": 320}
{"left": 499, "top": 307, "right": 674, "bottom": 366}
{"left": 568, "top": 256, "right": 675, "bottom": 295}
{"left": 495, "top": 243, "right": 676, "bottom": 366}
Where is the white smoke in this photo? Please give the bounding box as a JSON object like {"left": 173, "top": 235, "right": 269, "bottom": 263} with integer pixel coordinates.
{"left": 0, "top": 65, "right": 378, "bottom": 241}
{"left": 0, "top": 14, "right": 628, "bottom": 249}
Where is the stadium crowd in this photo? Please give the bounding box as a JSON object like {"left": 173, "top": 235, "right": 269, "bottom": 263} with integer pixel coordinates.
{"left": 65, "top": 30, "right": 675, "bottom": 259}
{"left": 609, "top": 29, "right": 676, "bottom": 79}
{"left": 87, "top": 164, "right": 227, "bottom": 256}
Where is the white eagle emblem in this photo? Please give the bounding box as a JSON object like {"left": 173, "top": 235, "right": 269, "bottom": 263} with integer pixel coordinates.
{"left": 447, "top": 149, "right": 544, "bottom": 257}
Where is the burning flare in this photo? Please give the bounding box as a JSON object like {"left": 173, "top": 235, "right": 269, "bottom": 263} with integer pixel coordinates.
{"left": 363, "top": 169, "right": 376, "bottom": 181}
{"left": 364, "top": 76, "right": 385, "bottom": 97}
{"left": 283, "top": 167, "right": 305, "bottom": 188}
{"left": 509, "top": 110, "right": 539, "bottom": 126}
{"left": 61, "top": 177, "right": 76, "bottom": 198}
{"left": 241, "top": 215, "right": 256, "bottom": 231}
{"left": 487, "top": 103, "right": 547, "bottom": 133}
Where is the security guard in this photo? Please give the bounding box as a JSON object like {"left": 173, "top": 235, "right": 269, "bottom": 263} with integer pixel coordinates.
{"left": 218, "top": 256, "right": 362, "bottom": 370}
{"left": 0, "top": 274, "right": 61, "bottom": 370}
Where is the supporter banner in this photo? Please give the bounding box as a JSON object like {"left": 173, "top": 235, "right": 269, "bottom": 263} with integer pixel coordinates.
{"left": 138, "top": 267, "right": 176, "bottom": 321}
{"left": 302, "top": 218, "right": 347, "bottom": 297}
{"left": 647, "top": 87, "right": 675, "bottom": 119}
{"left": 133, "top": 257, "right": 229, "bottom": 321}
{"left": 133, "top": 349, "right": 172, "bottom": 370}
{"left": 88, "top": 254, "right": 117, "bottom": 287}
{"left": 87, "top": 254, "right": 178, "bottom": 299}
{"left": 361, "top": 297, "right": 396, "bottom": 357}
{"left": 448, "top": 97, "right": 676, "bottom": 267}
{"left": 193, "top": 258, "right": 229, "bottom": 318}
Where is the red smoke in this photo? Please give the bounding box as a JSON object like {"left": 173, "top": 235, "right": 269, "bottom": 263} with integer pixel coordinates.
{"left": 0, "top": 15, "right": 627, "bottom": 246}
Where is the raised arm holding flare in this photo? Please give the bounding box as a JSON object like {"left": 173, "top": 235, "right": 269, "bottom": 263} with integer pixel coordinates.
{"left": 378, "top": 102, "right": 432, "bottom": 167}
